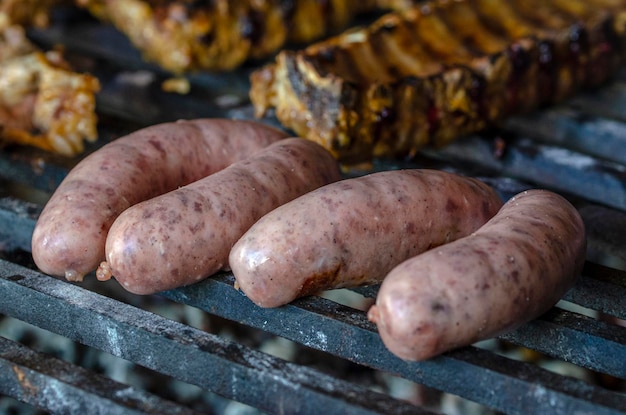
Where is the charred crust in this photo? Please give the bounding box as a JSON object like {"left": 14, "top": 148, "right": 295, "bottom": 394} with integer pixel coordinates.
{"left": 251, "top": 1, "right": 626, "bottom": 163}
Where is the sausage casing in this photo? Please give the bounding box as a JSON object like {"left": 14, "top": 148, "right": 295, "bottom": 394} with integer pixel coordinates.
{"left": 230, "top": 169, "right": 503, "bottom": 307}
{"left": 367, "top": 189, "right": 587, "bottom": 361}
{"left": 31, "top": 119, "right": 288, "bottom": 281}
{"left": 97, "top": 138, "right": 341, "bottom": 294}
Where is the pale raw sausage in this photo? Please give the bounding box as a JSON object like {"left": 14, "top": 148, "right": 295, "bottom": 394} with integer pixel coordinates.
{"left": 367, "top": 189, "right": 586, "bottom": 361}
{"left": 230, "top": 169, "right": 503, "bottom": 307}
{"left": 32, "top": 119, "right": 288, "bottom": 281}
{"left": 97, "top": 138, "right": 341, "bottom": 294}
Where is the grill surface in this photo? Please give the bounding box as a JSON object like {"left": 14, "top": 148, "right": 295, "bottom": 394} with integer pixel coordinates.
{"left": 1, "top": 7, "right": 626, "bottom": 415}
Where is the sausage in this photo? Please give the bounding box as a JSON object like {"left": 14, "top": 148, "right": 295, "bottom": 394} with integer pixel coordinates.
{"left": 367, "top": 189, "right": 586, "bottom": 361}
{"left": 229, "top": 169, "right": 503, "bottom": 308}
{"left": 31, "top": 119, "right": 288, "bottom": 282}
{"left": 96, "top": 138, "right": 341, "bottom": 295}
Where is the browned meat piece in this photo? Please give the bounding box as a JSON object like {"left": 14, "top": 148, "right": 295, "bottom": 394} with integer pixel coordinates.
{"left": 0, "top": 25, "right": 100, "bottom": 155}
{"left": 76, "top": 0, "right": 381, "bottom": 73}
{"left": 250, "top": 0, "right": 626, "bottom": 163}
{"left": 0, "top": 0, "right": 71, "bottom": 28}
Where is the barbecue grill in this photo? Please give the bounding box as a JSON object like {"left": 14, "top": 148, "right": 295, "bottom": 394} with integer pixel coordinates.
{"left": 1, "top": 7, "right": 626, "bottom": 415}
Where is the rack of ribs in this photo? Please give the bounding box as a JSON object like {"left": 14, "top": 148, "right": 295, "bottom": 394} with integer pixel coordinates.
{"left": 250, "top": 0, "right": 626, "bottom": 164}
{"left": 76, "top": 0, "right": 386, "bottom": 73}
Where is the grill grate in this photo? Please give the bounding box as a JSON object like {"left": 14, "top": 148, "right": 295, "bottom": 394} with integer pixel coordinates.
{"left": 1, "top": 8, "right": 626, "bottom": 415}
{"left": 0, "top": 336, "right": 202, "bottom": 415}
{"left": 0, "top": 262, "right": 426, "bottom": 415}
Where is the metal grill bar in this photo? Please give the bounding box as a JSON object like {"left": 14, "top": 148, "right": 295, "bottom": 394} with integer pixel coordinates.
{"left": 498, "top": 308, "right": 626, "bottom": 378}
{"left": 0, "top": 336, "right": 202, "bottom": 415}
{"left": 504, "top": 106, "right": 626, "bottom": 165}
{"left": 565, "top": 263, "right": 626, "bottom": 319}
{"left": 0, "top": 149, "right": 71, "bottom": 194}
{"left": 162, "top": 273, "right": 626, "bottom": 415}
{"left": 0, "top": 260, "right": 430, "bottom": 415}
{"left": 569, "top": 81, "right": 626, "bottom": 122}
{"left": 422, "top": 135, "right": 626, "bottom": 211}
{"left": 0, "top": 197, "right": 39, "bottom": 252}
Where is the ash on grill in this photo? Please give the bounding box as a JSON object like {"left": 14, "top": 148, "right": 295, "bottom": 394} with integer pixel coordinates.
{"left": 1, "top": 4, "right": 626, "bottom": 415}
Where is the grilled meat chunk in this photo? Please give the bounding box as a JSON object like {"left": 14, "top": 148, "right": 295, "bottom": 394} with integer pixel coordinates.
{"left": 0, "top": 0, "right": 70, "bottom": 29}
{"left": 76, "top": 0, "right": 381, "bottom": 73}
{"left": 251, "top": 0, "right": 626, "bottom": 163}
{"left": 0, "top": 25, "right": 100, "bottom": 155}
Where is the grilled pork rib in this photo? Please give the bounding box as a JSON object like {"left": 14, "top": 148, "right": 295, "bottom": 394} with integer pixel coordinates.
{"left": 251, "top": 0, "right": 626, "bottom": 163}
{"left": 76, "top": 0, "right": 382, "bottom": 73}
{"left": 0, "top": 25, "right": 100, "bottom": 155}
{"left": 0, "top": 0, "right": 70, "bottom": 29}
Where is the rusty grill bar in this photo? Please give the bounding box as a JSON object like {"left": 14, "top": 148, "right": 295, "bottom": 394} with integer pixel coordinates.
{"left": 1, "top": 9, "right": 626, "bottom": 415}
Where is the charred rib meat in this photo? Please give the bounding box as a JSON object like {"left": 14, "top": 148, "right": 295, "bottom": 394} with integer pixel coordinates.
{"left": 0, "top": 0, "right": 70, "bottom": 28}
{"left": 76, "top": 0, "right": 382, "bottom": 73}
{"left": 0, "top": 25, "right": 100, "bottom": 155}
{"left": 250, "top": 0, "right": 626, "bottom": 163}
